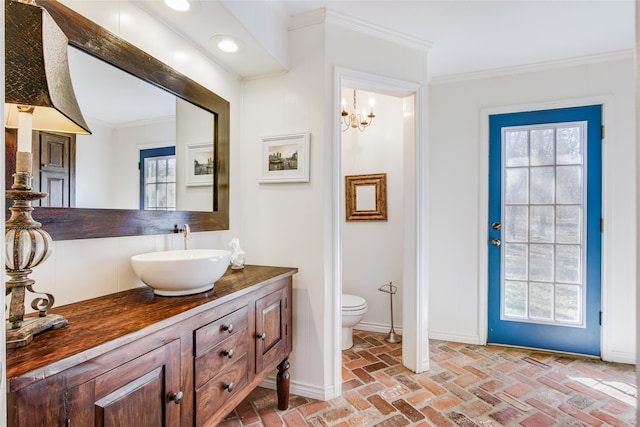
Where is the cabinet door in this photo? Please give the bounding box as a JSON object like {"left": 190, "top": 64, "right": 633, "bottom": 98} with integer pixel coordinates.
{"left": 68, "top": 339, "right": 182, "bottom": 427}
{"left": 255, "top": 286, "right": 289, "bottom": 372}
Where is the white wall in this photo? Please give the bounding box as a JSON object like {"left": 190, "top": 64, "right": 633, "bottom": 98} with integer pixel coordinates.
{"left": 176, "top": 99, "right": 214, "bottom": 211}
{"left": 240, "top": 20, "right": 329, "bottom": 399}
{"left": 429, "top": 54, "right": 636, "bottom": 364}
{"left": 75, "top": 121, "right": 118, "bottom": 208}
{"left": 240, "top": 10, "right": 430, "bottom": 399}
{"left": 341, "top": 88, "right": 405, "bottom": 332}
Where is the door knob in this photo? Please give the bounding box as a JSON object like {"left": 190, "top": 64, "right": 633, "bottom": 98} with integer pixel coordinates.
{"left": 256, "top": 332, "right": 266, "bottom": 340}
{"left": 491, "top": 238, "right": 501, "bottom": 247}
{"left": 491, "top": 222, "right": 502, "bottom": 230}
{"left": 223, "top": 382, "right": 234, "bottom": 393}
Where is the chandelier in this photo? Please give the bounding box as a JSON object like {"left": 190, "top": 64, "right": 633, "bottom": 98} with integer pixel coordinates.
{"left": 341, "top": 89, "right": 375, "bottom": 132}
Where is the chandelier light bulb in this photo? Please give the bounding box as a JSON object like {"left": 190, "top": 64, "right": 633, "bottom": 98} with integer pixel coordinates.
{"left": 341, "top": 89, "right": 376, "bottom": 132}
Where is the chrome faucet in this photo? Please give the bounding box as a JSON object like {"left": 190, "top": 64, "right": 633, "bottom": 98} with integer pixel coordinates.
{"left": 183, "top": 224, "right": 190, "bottom": 250}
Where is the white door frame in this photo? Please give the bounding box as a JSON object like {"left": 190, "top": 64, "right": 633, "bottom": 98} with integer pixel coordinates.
{"left": 332, "top": 67, "right": 429, "bottom": 397}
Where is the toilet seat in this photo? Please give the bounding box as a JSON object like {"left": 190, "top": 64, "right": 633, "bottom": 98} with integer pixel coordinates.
{"left": 342, "top": 294, "right": 367, "bottom": 312}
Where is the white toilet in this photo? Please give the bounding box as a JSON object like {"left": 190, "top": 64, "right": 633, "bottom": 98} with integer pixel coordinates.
{"left": 341, "top": 294, "right": 368, "bottom": 350}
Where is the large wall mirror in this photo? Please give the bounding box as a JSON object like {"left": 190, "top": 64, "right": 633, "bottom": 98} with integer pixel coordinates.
{"left": 5, "top": 0, "right": 229, "bottom": 240}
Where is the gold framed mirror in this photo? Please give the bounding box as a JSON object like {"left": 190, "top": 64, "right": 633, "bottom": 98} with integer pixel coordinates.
{"left": 345, "top": 173, "right": 387, "bottom": 221}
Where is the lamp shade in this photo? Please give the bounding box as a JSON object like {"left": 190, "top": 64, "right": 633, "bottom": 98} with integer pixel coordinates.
{"left": 4, "top": 0, "right": 91, "bottom": 135}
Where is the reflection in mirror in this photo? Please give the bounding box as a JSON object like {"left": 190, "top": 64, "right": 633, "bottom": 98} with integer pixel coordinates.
{"left": 19, "top": 0, "right": 230, "bottom": 240}
{"left": 68, "top": 47, "right": 214, "bottom": 212}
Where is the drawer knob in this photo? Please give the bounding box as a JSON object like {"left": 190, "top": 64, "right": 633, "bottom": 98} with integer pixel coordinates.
{"left": 222, "top": 349, "right": 234, "bottom": 358}
{"left": 222, "top": 324, "right": 234, "bottom": 333}
{"left": 169, "top": 391, "right": 183, "bottom": 404}
{"left": 223, "top": 382, "right": 234, "bottom": 393}
{"left": 256, "top": 332, "right": 266, "bottom": 340}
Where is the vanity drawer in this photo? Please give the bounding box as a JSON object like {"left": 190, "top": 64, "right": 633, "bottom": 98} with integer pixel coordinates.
{"left": 196, "top": 353, "right": 248, "bottom": 423}
{"left": 195, "top": 328, "right": 248, "bottom": 389}
{"left": 195, "top": 306, "right": 248, "bottom": 356}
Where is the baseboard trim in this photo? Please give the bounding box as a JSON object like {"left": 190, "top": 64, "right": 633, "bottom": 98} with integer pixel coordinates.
{"left": 355, "top": 321, "right": 403, "bottom": 335}
{"left": 260, "top": 376, "right": 337, "bottom": 401}
{"left": 602, "top": 350, "right": 636, "bottom": 365}
{"left": 428, "top": 330, "right": 484, "bottom": 345}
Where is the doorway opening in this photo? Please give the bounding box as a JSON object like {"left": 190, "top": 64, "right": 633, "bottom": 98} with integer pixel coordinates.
{"left": 333, "top": 69, "right": 428, "bottom": 398}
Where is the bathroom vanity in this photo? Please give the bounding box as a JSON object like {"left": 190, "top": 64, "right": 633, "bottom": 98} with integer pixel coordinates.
{"left": 6, "top": 265, "right": 297, "bottom": 427}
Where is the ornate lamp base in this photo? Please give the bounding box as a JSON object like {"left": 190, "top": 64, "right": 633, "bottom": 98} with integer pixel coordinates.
{"left": 6, "top": 314, "right": 68, "bottom": 349}
{"left": 5, "top": 152, "right": 65, "bottom": 348}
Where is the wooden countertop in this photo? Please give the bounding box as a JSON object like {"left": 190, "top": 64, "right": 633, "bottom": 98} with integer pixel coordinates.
{"left": 6, "top": 265, "right": 297, "bottom": 385}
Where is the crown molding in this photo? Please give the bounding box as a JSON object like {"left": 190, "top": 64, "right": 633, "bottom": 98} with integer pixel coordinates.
{"left": 289, "top": 8, "right": 433, "bottom": 53}
{"left": 430, "top": 49, "right": 634, "bottom": 85}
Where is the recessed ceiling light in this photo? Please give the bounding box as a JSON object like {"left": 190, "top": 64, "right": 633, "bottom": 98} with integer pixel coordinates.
{"left": 164, "top": 0, "right": 190, "bottom": 12}
{"left": 209, "top": 35, "right": 243, "bottom": 54}
{"left": 218, "top": 40, "right": 238, "bottom": 53}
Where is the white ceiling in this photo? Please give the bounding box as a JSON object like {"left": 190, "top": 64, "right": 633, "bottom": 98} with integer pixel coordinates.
{"left": 65, "top": 0, "right": 635, "bottom": 125}
{"left": 135, "top": 0, "right": 635, "bottom": 79}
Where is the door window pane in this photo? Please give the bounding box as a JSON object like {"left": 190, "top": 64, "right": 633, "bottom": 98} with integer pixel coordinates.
{"left": 505, "top": 130, "right": 529, "bottom": 167}
{"left": 530, "top": 206, "right": 554, "bottom": 243}
{"left": 556, "top": 206, "right": 581, "bottom": 244}
{"left": 504, "top": 243, "right": 527, "bottom": 280}
{"left": 529, "top": 244, "right": 554, "bottom": 282}
{"left": 556, "top": 165, "right": 582, "bottom": 204}
{"left": 556, "top": 126, "right": 582, "bottom": 165}
{"left": 504, "top": 281, "right": 527, "bottom": 318}
{"left": 530, "top": 167, "right": 554, "bottom": 204}
{"left": 556, "top": 245, "right": 581, "bottom": 284}
{"left": 529, "top": 282, "right": 553, "bottom": 320}
{"left": 501, "top": 122, "right": 587, "bottom": 326}
{"left": 530, "top": 128, "right": 555, "bottom": 166}
{"left": 505, "top": 168, "right": 529, "bottom": 204}
{"left": 504, "top": 206, "right": 528, "bottom": 242}
{"left": 556, "top": 284, "right": 581, "bottom": 323}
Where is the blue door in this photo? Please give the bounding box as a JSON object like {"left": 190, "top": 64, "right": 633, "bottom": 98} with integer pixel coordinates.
{"left": 488, "top": 105, "right": 602, "bottom": 356}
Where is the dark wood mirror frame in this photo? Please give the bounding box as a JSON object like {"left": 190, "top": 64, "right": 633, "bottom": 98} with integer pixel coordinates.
{"left": 8, "top": 0, "right": 230, "bottom": 240}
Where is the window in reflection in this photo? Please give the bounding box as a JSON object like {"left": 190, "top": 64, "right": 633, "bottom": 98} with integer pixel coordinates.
{"left": 141, "top": 147, "right": 176, "bottom": 211}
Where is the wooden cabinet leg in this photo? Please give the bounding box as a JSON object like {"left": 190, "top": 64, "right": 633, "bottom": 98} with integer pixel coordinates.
{"left": 276, "top": 359, "right": 290, "bottom": 410}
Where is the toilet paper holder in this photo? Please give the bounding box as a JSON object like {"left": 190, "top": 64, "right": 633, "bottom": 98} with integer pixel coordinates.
{"left": 378, "top": 282, "right": 401, "bottom": 344}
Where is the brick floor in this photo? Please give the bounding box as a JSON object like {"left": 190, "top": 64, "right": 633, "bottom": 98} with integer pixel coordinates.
{"left": 220, "top": 331, "right": 637, "bottom": 426}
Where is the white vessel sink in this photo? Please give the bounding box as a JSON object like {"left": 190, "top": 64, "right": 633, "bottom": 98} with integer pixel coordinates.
{"left": 131, "top": 249, "right": 231, "bottom": 296}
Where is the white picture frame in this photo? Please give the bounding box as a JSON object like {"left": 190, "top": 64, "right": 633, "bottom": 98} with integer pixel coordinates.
{"left": 185, "top": 142, "right": 214, "bottom": 186}
{"left": 259, "top": 132, "right": 310, "bottom": 183}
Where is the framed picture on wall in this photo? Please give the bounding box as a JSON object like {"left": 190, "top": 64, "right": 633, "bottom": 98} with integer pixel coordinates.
{"left": 259, "top": 132, "right": 310, "bottom": 183}
{"left": 345, "top": 173, "right": 388, "bottom": 221}
{"left": 185, "top": 142, "right": 214, "bottom": 186}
